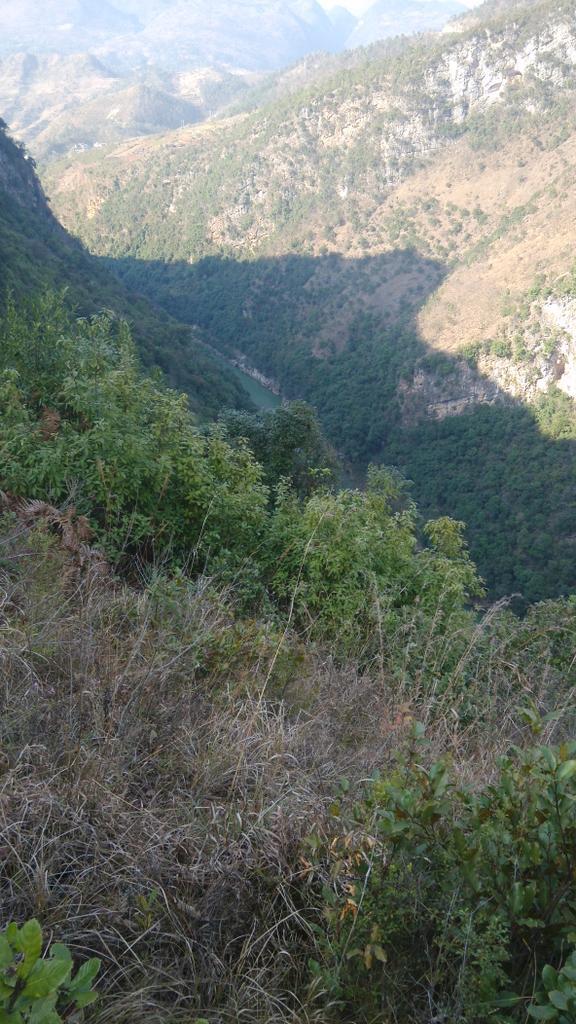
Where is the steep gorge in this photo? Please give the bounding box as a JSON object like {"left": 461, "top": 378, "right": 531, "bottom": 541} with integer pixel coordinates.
{"left": 39, "top": 0, "right": 576, "bottom": 599}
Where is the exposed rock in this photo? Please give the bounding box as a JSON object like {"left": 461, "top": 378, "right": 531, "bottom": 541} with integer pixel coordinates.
{"left": 399, "top": 360, "right": 502, "bottom": 424}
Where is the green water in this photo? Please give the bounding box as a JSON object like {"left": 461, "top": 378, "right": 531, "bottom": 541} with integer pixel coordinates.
{"left": 232, "top": 366, "right": 281, "bottom": 410}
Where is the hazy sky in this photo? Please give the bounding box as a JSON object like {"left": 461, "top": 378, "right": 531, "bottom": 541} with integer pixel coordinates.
{"left": 318, "top": 0, "right": 482, "bottom": 14}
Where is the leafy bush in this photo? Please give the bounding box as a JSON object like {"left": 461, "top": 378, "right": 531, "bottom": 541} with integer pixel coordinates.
{"left": 265, "top": 467, "right": 482, "bottom": 658}
{"left": 0, "top": 919, "right": 100, "bottom": 1023}
{"left": 0, "top": 292, "right": 268, "bottom": 566}
{"left": 312, "top": 728, "right": 576, "bottom": 1022}
{"left": 0, "top": 293, "right": 485, "bottom": 662}
{"left": 529, "top": 952, "right": 576, "bottom": 1021}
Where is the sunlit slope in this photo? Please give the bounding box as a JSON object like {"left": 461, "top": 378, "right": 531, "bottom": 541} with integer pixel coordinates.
{"left": 45, "top": 0, "right": 576, "bottom": 374}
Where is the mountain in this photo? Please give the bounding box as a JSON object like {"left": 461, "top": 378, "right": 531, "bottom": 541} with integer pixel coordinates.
{"left": 0, "top": 0, "right": 138, "bottom": 56}
{"left": 103, "top": 0, "right": 339, "bottom": 72}
{"left": 0, "top": 53, "right": 255, "bottom": 162}
{"left": 0, "top": 117, "right": 253, "bottom": 417}
{"left": 327, "top": 4, "right": 358, "bottom": 45}
{"left": 0, "top": 0, "right": 341, "bottom": 73}
{"left": 0, "top": 0, "right": 345, "bottom": 160}
{"left": 43, "top": 0, "right": 576, "bottom": 600}
{"left": 346, "top": 0, "right": 466, "bottom": 46}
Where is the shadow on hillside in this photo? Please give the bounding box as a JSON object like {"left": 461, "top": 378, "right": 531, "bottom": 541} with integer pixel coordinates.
{"left": 103, "top": 249, "right": 576, "bottom": 604}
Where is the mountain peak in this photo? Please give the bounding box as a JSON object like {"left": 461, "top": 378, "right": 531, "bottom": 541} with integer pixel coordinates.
{"left": 346, "top": 0, "right": 467, "bottom": 46}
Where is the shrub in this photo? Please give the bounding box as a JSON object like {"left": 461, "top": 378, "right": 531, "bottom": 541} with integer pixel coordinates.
{"left": 0, "top": 919, "right": 100, "bottom": 1023}
{"left": 265, "top": 467, "right": 482, "bottom": 659}
{"left": 312, "top": 727, "right": 576, "bottom": 1022}
{"left": 0, "top": 292, "right": 268, "bottom": 567}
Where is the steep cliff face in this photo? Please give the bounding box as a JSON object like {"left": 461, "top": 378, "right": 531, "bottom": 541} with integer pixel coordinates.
{"left": 398, "top": 291, "right": 576, "bottom": 424}
{"left": 398, "top": 360, "right": 503, "bottom": 424}
{"left": 541, "top": 298, "right": 576, "bottom": 398}
{"left": 0, "top": 120, "right": 49, "bottom": 212}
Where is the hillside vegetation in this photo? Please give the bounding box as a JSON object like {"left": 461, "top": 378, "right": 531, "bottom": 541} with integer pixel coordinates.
{"left": 4, "top": 1, "right": 576, "bottom": 1021}
{"left": 0, "top": 118, "right": 252, "bottom": 418}
{"left": 44, "top": 0, "right": 576, "bottom": 600}
{"left": 2, "top": 291, "right": 576, "bottom": 1023}
{"left": 0, "top": 52, "right": 261, "bottom": 162}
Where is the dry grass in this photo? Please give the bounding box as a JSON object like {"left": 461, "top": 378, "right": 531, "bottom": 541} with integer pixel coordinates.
{"left": 1, "top": 514, "right": 574, "bottom": 1022}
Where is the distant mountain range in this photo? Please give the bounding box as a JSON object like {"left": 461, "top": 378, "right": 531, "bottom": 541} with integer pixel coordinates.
{"left": 0, "top": 52, "right": 255, "bottom": 160}
{"left": 0, "top": 0, "right": 472, "bottom": 74}
{"left": 0, "top": 0, "right": 344, "bottom": 71}
{"left": 0, "top": 0, "right": 470, "bottom": 161}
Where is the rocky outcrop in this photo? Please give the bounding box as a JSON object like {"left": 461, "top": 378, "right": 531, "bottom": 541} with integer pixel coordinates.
{"left": 399, "top": 360, "right": 503, "bottom": 424}
{"left": 541, "top": 297, "right": 576, "bottom": 398}
{"left": 400, "top": 293, "right": 576, "bottom": 424}
{"left": 230, "top": 355, "right": 281, "bottom": 395}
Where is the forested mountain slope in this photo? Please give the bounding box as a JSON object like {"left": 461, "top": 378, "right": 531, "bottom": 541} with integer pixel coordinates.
{"left": 44, "top": 0, "right": 576, "bottom": 602}
{"left": 0, "top": 119, "right": 252, "bottom": 417}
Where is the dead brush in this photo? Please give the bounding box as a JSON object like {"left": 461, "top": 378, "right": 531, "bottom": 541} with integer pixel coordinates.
{"left": 1, "top": 514, "right": 575, "bottom": 1022}
{"left": 0, "top": 519, "right": 346, "bottom": 1022}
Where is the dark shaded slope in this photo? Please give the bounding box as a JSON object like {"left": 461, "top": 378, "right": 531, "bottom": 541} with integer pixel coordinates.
{"left": 0, "top": 120, "right": 252, "bottom": 418}
{"left": 108, "top": 250, "right": 576, "bottom": 602}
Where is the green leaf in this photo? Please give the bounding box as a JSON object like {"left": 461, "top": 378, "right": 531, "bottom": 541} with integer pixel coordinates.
{"left": 0, "top": 1010, "right": 24, "bottom": 1024}
{"left": 67, "top": 957, "right": 101, "bottom": 995}
{"left": 511, "top": 882, "right": 525, "bottom": 916}
{"left": 412, "top": 720, "right": 426, "bottom": 740}
{"left": 541, "top": 746, "right": 558, "bottom": 769}
{"left": 549, "top": 991, "right": 570, "bottom": 1011}
{"left": 28, "top": 995, "right": 60, "bottom": 1024}
{"left": 48, "top": 945, "right": 71, "bottom": 966}
{"left": 0, "top": 938, "right": 13, "bottom": 971}
{"left": 74, "top": 991, "right": 99, "bottom": 1009}
{"left": 543, "top": 965, "right": 560, "bottom": 991}
{"left": 527, "top": 1006, "right": 558, "bottom": 1020}
{"left": 558, "top": 761, "right": 576, "bottom": 782}
{"left": 22, "top": 958, "right": 72, "bottom": 999}
{"left": 491, "top": 991, "right": 522, "bottom": 1008}
{"left": 16, "top": 920, "right": 42, "bottom": 978}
